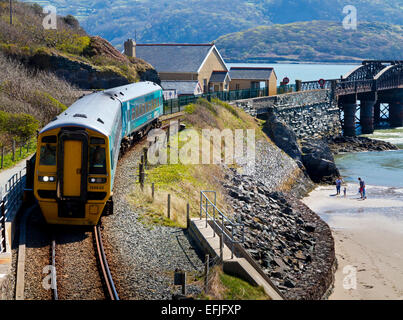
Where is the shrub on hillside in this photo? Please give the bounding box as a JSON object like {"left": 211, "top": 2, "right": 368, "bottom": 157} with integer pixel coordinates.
{"left": 0, "top": 110, "right": 39, "bottom": 140}
{"left": 0, "top": 51, "right": 80, "bottom": 125}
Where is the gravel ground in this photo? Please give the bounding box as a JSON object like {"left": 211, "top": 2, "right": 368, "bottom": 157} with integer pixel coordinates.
{"left": 23, "top": 207, "right": 53, "bottom": 300}
{"left": 8, "top": 206, "right": 105, "bottom": 300}
{"left": 101, "top": 142, "right": 205, "bottom": 300}
{"left": 2, "top": 230, "right": 19, "bottom": 300}
{"left": 55, "top": 227, "right": 105, "bottom": 300}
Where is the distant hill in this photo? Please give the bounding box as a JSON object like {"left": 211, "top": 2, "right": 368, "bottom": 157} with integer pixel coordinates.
{"left": 19, "top": 0, "right": 403, "bottom": 48}
{"left": 215, "top": 21, "right": 403, "bottom": 63}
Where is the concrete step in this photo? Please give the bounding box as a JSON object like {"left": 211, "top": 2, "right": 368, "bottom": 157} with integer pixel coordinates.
{"left": 189, "top": 217, "right": 283, "bottom": 300}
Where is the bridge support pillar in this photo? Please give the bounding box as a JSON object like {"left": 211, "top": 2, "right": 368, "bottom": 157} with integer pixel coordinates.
{"left": 389, "top": 102, "right": 403, "bottom": 128}
{"left": 360, "top": 100, "right": 375, "bottom": 134}
{"left": 343, "top": 102, "right": 357, "bottom": 136}
{"left": 373, "top": 102, "right": 381, "bottom": 127}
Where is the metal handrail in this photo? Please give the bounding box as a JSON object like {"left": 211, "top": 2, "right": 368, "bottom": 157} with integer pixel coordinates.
{"left": 200, "top": 191, "right": 244, "bottom": 260}
{"left": 0, "top": 167, "right": 26, "bottom": 253}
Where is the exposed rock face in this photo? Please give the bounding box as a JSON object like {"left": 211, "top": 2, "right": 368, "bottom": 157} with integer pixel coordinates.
{"left": 300, "top": 139, "right": 340, "bottom": 184}
{"left": 263, "top": 112, "right": 340, "bottom": 184}
{"left": 29, "top": 52, "right": 129, "bottom": 89}
{"left": 327, "top": 135, "right": 399, "bottom": 154}
{"left": 263, "top": 109, "right": 302, "bottom": 161}
{"left": 139, "top": 68, "right": 160, "bottom": 84}
{"left": 223, "top": 168, "right": 335, "bottom": 300}
{"left": 25, "top": 36, "right": 159, "bottom": 89}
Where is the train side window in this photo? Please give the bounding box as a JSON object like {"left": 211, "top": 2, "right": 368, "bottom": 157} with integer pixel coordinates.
{"left": 89, "top": 146, "right": 106, "bottom": 174}
{"left": 40, "top": 144, "right": 56, "bottom": 166}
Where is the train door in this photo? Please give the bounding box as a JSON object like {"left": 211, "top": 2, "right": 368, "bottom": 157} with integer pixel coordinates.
{"left": 57, "top": 129, "right": 89, "bottom": 218}
{"left": 63, "top": 140, "right": 82, "bottom": 196}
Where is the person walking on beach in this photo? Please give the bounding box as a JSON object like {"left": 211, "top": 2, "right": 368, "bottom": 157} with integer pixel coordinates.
{"left": 343, "top": 187, "right": 347, "bottom": 198}
{"left": 358, "top": 177, "right": 366, "bottom": 200}
{"left": 336, "top": 178, "right": 342, "bottom": 195}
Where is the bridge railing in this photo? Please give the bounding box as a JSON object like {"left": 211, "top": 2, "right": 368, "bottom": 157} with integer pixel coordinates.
{"left": 333, "top": 79, "right": 375, "bottom": 95}
{"left": 376, "top": 73, "right": 403, "bottom": 91}
{"left": 300, "top": 79, "right": 338, "bottom": 91}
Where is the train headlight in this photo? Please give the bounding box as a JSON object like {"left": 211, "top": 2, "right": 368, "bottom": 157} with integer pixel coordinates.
{"left": 39, "top": 176, "right": 56, "bottom": 182}
{"left": 89, "top": 177, "right": 107, "bottom": 183}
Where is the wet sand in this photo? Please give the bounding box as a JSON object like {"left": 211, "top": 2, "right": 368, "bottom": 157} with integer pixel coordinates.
{"left": 302, "top": 184, "right": 403, "bottom": 300}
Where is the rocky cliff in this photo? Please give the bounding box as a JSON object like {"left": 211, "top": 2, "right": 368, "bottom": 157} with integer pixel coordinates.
{"left": 0, "top": 2, "right": 159, "bottom": 90}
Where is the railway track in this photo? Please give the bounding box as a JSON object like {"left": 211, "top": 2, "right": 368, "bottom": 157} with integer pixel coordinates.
{"left": 93, "top": 224, "right": 119, "bottom": 300}
{"left": 21, "top": 113, "right": 185, "bottom": 300}
{"left": 50, "top": 225, "right": 119, "bottom": 300}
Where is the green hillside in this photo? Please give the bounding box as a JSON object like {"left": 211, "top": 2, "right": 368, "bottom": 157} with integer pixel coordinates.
{"left": 215, "top": 21, "right": 403, "bottom": 63}
{"left": 0, "top": 0, "right": 154, "bottom": 148}
{"left": 18, "top": 0, "right": 403, "bottom": 47}
{"left": 0, "top": 1, "right": 154, "bottom": 83}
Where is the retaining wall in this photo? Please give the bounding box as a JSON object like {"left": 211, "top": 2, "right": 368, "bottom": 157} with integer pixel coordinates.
{"left": 232, "top": 89, "right": 342, "bottom": 140}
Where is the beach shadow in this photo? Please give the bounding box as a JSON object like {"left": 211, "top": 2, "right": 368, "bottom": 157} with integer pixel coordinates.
{"left": 330, "top": 193, "right": 339, "bottom": 197}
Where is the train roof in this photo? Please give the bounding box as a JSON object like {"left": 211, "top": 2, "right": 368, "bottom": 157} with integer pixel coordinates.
{"left": 40, "top": 82, "right": 162, "bottom": 137}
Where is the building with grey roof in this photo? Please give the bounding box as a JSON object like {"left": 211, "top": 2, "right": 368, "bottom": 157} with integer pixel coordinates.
{"left": 229, "top": 67, "right": 278, "bottom": 96}
{"left": 124, "top": 40, "right": 228, "bottom": 94}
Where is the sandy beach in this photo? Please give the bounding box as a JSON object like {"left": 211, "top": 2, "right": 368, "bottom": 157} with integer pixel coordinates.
{"left": 303, "top": 183, "right": 403, "bottom": 300}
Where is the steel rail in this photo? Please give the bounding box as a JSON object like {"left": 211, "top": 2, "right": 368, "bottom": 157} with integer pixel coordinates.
{"left": 93, "top": 225, "right": 119, "bottom": 300}
{"left": 51, "top": 235, "right": 58, "bottom": 300}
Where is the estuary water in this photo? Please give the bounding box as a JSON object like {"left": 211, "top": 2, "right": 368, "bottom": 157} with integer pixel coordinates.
{"left": 335, "top": 128, "right": 403, "bottom": 188}
{"left": 227, "top": 62, "right": 358, "bottom": 84}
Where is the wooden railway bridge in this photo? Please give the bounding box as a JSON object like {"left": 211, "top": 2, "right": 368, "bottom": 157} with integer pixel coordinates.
{"left": 300, "top": 60, "right": 403, "bottom": 136}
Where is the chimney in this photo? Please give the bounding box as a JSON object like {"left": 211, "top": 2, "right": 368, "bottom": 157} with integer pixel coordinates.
{"left": 124, "top": 39, "right": 136, "bottom": 57}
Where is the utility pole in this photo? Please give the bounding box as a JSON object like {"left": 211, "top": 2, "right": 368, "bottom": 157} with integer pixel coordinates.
{"left": 9, "top": 0, "right": 13, "bottom": 25}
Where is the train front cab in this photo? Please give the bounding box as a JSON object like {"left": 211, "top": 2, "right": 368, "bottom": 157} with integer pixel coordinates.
{"left": 34, "top": 127, "right": 111, "bottom": 225}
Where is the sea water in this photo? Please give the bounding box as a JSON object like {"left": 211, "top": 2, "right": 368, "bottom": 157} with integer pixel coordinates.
{"left": 335, "top": 128, "right": 403, "bottom": 188}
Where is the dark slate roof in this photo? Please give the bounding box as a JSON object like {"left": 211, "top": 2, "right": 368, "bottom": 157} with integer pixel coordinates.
{"left": 160, "top": 80, "right": 200, "bottom": 95}
{"left": 210, "top": 71, "right": 230, "bottom": 83}
{"left": 136, "top": 44, "right": 215, "bottom": 73}
{"left": 229, "top": 67, "right": 274, "bottom": 80}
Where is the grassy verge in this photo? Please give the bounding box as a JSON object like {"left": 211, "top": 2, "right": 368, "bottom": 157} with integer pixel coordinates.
{"left": 0, "top": 137, "right": 36, "bottom": 171}
{"left": 198, "top": 266, "right": 270, "bottom": 300}
{"left": 129, "top": 98, "right": 265, "bottom": 228}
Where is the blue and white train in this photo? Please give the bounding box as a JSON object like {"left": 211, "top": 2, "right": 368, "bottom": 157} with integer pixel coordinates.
{"left": 33, "top": 82, "right": 163, "bottom": 225}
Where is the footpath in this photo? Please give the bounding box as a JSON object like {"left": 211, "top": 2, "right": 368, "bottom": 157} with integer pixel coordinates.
{"left": 0, "top": 157, "right": 29, "bottom": 197}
